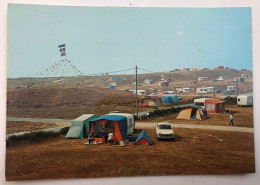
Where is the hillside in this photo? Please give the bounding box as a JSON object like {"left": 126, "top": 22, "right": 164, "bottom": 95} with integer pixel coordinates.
{"left": 7, "top": 69, "right": 252, "bottom": 91}
{"left": 7, "top": 86, "right": 147, "bottom": 119}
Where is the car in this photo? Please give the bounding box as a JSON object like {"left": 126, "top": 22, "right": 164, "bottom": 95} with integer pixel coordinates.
{"left": 156, "top": 122, "right": 174, "bottom": 141}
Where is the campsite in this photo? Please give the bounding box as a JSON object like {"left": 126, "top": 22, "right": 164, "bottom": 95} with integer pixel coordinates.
{"left": 5, "top": 76, "right": 255, "bottom": 180}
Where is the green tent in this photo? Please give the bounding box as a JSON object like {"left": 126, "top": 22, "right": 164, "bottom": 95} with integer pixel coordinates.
{"left": 65, "top": 114, "right": 99, "bottom": 139}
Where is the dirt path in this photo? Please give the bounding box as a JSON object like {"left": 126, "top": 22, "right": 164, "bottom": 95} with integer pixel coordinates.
{"left": 7, "top": 117, "right": 72, "bottom": 123}
{"left": 6, "top": 117, "right": 254, "bottom": 138}
{"left": 135, "top": 122, "right": 254, "bottom": 133}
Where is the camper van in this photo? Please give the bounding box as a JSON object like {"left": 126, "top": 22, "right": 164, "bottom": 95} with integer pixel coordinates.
{"left": 196, "top": 87, "right": 208, "bottom": 94}
{"left": 207, "top": 87, "right": 218, "bottom": 93}
{"left": 237, "top": 94, "right": 253, "bottom": 106}
{"left": 227, "top": 86, "right": 235, "bottom": 92}
{"left": 183, "top": 88, "right": 190, "bottom": 93}
{"left": 137, "top": 90, "right": 147, "bottom": 96}
{"left": 194, "top": 98, "right": 211, "bottom": 108}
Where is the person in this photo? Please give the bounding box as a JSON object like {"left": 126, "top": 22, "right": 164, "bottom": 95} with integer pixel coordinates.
{"left": 229, "top": 113, "right": 234, "bottom": 126}
{"left": 108, "top": 131, "right": 114, "bottom": 144}
{"left": 88, "top": 132, "right": 94, "bottom": 145}
{"left": 101, "top": 128, "right": 108, "bottom": 143}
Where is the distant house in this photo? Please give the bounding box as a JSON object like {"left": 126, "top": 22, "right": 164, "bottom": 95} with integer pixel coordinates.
{"left": 159, "top": 81, "right": 169, "bottom": 87}
{"left": 233, "top": 77, "right": 245, "bottom": 82}
{"left": 144, "top": 79, "right": 154, "bottom": 84}
{"left": 217, "top": 76, "right": 227, "bottom": 81}
{"left": 183, "top": 68, "right": 190, "bottom": 71}
{"left": 241, "top": 74, "right": 250, "bottom": 79}
{"left": 123, "top": 77, "right": 128, "bottom": 80}
{"left": 190, "top": 80, "right": 198, "bottom": 86}
{"left": 241, "top": 69, "right": 247, "bottom": 73}
{"left": 216, "top": 66, "right": 224, "bottom": 70}
{"left": 41, "top": 81, "right": 46, "bottom": 84}
{"left": 110, "top": 77, "right": 121, "bottom": 81}
{"left": 202, "top": 68, "right": 210, "bottom": 71}
{"left": 198, "top": 77, "right": 208, "bottom": 82}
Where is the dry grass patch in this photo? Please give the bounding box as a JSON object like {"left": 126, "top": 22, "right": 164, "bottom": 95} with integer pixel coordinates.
{"left": 6, "top": 128, "right": 255, "bottom": 181}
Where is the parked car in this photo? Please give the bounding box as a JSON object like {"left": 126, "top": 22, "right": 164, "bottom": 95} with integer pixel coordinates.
{"left": 156, "top": 122, "right": 174, "bottom": 141}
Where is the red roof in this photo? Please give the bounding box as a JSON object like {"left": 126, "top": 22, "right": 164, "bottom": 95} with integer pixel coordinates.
{"left": 205, "top": 99, "right": 225, "bottom": 104}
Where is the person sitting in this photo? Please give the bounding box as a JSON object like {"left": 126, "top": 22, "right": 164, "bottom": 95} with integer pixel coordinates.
{"left": 108, "top": 131, "right": 114, "bottom": 144}
{"left": 88, "top": 132, "right": 94, "bottom": 145}
{"left": 101, "top": 128, "right": 108, "bottom": 143}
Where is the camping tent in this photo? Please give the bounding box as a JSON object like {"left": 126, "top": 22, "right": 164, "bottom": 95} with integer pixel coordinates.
{"left": 134, "top": 130, "right": 153, "bottom": 145}
{"left": 89, "top": 115, "right": 128, "bottom": 142}
{"left": 205, "top": 99, "right": 225, "bottom": 113}
{"left": 65, "top": 114, "right": 99, "bottom": 139}
{"left": 176, "top": 105, "right": 207, "bottom": 120}
{"left": 161, "top": 94, "right": 179, "bottom": 104}
{"left": 141, "top": 97, "right": 162, "bottom": 107}
{"left": 107, "top": 113, "right": 135, "bottom": 135}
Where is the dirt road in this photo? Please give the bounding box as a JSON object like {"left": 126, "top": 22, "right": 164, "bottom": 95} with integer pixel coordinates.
{"left": 135, "top": 122, "right": 254, "bottom": 133}
{"left": 6, "top": 117, "right": 254, "bottom": 137}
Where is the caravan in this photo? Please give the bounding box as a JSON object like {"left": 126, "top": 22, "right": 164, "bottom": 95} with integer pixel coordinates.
{"left": 207, "top": 87, "right": 218, "bottom": 93}
{"left": 196, "top": 87, "right": 208, "bottom": 94}
{"left": 237, "top": 94, "right": 253, "bottom": 106}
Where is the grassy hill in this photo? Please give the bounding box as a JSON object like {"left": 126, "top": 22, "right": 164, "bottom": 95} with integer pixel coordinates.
{"left": 7, "top": 86, "right": 149, "bottom": 119}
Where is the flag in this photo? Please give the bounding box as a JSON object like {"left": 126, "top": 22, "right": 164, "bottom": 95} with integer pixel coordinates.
{"left": 58, "top": 44, "right": 65, "bottom": 48}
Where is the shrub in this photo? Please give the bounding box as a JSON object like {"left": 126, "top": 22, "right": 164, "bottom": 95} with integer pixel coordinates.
{"left": 222, "top": 96, "right": 237, "bottom": 105}
{"left": 6, "top": 130, "right": 60, "bottom": 147}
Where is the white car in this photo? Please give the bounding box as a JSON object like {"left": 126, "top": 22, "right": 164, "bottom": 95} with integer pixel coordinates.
{"left": 156, "top": 122, "right": 174, "bottom": 141}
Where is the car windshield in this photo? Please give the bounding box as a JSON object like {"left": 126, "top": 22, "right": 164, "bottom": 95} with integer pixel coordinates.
{"left": 158, "top": 125, "right": 171, "bottom": 129}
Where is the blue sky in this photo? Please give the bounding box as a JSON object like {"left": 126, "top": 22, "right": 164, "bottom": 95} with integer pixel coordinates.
{"left": 7, "top": 4, "right": 252, "bottom": 78}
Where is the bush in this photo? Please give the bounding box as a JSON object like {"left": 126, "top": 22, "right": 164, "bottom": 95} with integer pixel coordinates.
{"left": 147, "top": 106, "right": 181, "bottom": 118}
{"left": 6, "top": 130, "right": 60, "bottom": 147}
{"left": 222, "top": 96, "right": 237, "bottom": 105}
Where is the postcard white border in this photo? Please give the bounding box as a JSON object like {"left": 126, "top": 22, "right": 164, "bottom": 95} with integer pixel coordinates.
{"left": 0, "top": 1, "right": 259, "bottom": 185}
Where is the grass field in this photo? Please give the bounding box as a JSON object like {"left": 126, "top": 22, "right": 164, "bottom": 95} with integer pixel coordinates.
{"left": 5, "top": 127, "right": 255, "bottom": 181}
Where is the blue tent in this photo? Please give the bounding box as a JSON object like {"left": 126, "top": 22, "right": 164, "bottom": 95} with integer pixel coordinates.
{"left": 90, "top": 115, "right": 128, "bottom": 141}
{"left": 162, "top": 94, "right": 179, "bottom": 104}
{"left": 134, "top": 130, "right": 153, "bottom": 145}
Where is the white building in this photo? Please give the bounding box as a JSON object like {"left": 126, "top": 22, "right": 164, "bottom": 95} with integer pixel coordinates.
{"left": 217, "top": 76, "right": 227, "bottom": 81}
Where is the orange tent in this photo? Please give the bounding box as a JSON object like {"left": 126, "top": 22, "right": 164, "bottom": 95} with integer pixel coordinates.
{"left": 205, "top": 99, "right": 225, "bottom": 113}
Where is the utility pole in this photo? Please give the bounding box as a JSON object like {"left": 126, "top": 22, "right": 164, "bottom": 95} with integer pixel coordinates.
{"left": 136, "top": 65, "right": 138, "bottom": 118}
{"left": 235, "top": 77, "right": 238, "bottom": 96}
